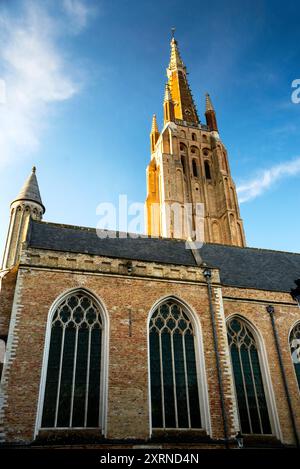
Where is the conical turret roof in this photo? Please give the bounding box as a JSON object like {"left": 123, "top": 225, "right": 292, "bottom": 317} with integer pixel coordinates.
{"left": 12, "top": 166, "right": 45, "bottom": 213}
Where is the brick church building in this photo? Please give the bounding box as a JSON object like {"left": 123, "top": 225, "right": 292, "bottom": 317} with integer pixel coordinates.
{"left": 0, "top": 36, "right": 299, "bottom": 448}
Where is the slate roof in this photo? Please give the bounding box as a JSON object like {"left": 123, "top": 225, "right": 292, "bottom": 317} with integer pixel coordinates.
{"left": 27, "top": 220, "right": 300, "bottom": 293}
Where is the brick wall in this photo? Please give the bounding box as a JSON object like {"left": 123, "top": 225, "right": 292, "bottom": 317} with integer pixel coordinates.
{"left": 0, "top": 267, "right": 18, "bottom": 337}
{"left": 0, "top": 247, "right": 299, "bottom": 445}
{"left": 222, "top": 285, "right": 300, "bottom": 444}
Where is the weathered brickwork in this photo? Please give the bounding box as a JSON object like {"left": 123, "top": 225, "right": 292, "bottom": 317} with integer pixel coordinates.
{"left": 0, "top": 268, "right": 17, "bottom": 337}
{"left": 0, "top": 247, "right": 238, "bottom": 443}
{"left": 222, "top": 285, "right": 300, "bottom": 445}
{"left": 1, "top": 246, "right": 299, "bottom": 446}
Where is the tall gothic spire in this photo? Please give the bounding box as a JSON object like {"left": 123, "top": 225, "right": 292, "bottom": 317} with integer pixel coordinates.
{"left": 166, "top": 34, "right": 199, "bottom": 124}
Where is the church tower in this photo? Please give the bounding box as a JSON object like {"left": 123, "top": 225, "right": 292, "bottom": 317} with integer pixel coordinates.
{"left": 145, "top": 35, "right": 246, "bottom": 247}
{"left": 2, "top": 167, "right": 45, "bottom": 270}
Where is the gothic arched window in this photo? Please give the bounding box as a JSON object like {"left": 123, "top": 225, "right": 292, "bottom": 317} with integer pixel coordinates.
{"left": 181, "top": 155, "right": 187, "bottom": 174}
{"left": 41, "top": 291, "right": 104, "bottom": 429}
{"left": 149, "top": 300, "right": 202, "bottom": 429}
{"left": 204, "top": 161, "right": 211, "bottom": 179}
{"left": 227, "top": 318, "right": 272, "bottom": 434}
{"left": 289, "top": 322, "right": 300, "bottom": 390}
{"left": 192, "top": 159, "right": 198, "bottom": 177}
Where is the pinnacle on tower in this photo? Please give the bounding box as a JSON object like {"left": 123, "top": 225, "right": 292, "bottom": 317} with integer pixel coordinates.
{"left": 12, "top": 166, "right": 45, "bottom": 213}
{"left": 151, "top": 114, "right": 159, "bottom": 133}
{"left": 150, "top": 114, "right": 160, "bottom": 153}
{"left": 163, "top": 83, "right": 175, "bottom": 124}
{"left": 205, "top": 93, "right": 215, "bottom": 112}
{"left": 205, "top": 93, "right": 218, "bottom": 132}
{"left": 164, "top": 83, "right": 173, "bottom": 102}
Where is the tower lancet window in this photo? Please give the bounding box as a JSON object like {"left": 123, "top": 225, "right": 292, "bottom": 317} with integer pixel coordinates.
{"left": 180, "top": 143, "right": 187, "bottom": 153}
{"left": 204, "top": 161, "right": 211, "bottom": 180}
{"left": 181, "top": 155, "right": 186, "bottom": 174}
{"left": 192, "top": 159, "right": 198, "bottom": 177}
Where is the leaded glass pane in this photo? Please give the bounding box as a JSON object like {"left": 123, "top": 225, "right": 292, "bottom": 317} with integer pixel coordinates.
{"left": 227, "top": 318, "right": 272, "bottom": 435}
{"left": 41, "top": 323, "right": 62, "bottom": 427}
{"left": 230, "top": 345, "right": 250, "bottom": 433}
{"left": 185, "top": 331, "right": 201, "bottom": 428}
{"left": 290, "top": 322, "right": 300, "bottom": 391}
{"left": 173, "top": 331, "right": 188, "bottom": 428}
{"left": 162, "top": 330, "right": 176, "bottom": 427}
{"left": 41, "top": 292, "right": 103, "bottom": 428}
{"left": 57, "top": 323, "right": 76, "bottom": 427}
{"left": 72, "top": 325, "right": 89, "bottom": 427}
{"left": 150, "top": 330, "right": 162, "bottom": 427}
{"left": 149, "top": 300, "right": 202, "bottom": 429}
{"left": 87, "top": 326, "right": 102, "bottom": 427}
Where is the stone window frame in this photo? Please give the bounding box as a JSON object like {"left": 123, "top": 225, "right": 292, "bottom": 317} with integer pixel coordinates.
{"left": 147, "top": 295, "right": 211, "bottom": 437}
{"left": 34, "top": 287, "right": 109, "bottom": 438}
{"left": 226, "top": 314, "right": 282, "bottom": 440}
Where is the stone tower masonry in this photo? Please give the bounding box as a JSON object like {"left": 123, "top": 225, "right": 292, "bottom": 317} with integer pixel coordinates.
{"left": 145, "top": 36, "right": 246, "bottom": 247}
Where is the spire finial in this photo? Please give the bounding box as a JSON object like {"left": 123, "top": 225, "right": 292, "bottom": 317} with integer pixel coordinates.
{"left": 171, "top": 27, "right": 176, "bottom": 39}
{"left": 32, "top": 166, "right": 36, "bottom": 174}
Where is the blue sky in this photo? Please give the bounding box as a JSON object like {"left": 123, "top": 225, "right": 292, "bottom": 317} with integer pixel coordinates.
{"left": 0, "top": 0, "right": 300, "bottom": 257}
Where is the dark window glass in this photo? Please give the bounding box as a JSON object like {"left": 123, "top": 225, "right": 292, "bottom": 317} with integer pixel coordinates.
{"left": 41, "top": 293, "right": 103, "bottom": 429}
{"left": 42, "top": 323, "right": 63, "bottom": 427}
{"left": 181, "top": 155, "right": 186, "bottom": 174}
{"left": 192, "top": 159, "right": 198, "bottom": 177}
{"left": 204, "top": 161, "right": 211, "bottom": 179}
{"left": 290, "top": 322, "right": 300, "bottom": 391}
{"left": 227, "top": 318, "right": 271, "bottom": 435}
{"left": 150, "top": 329, "right": 163, "bottom": 427}
{"left": 57, "top": 323, "right": 76, "bottom": 427}
{"left": 149, "top": 300, "right": 202, "bottom": 429}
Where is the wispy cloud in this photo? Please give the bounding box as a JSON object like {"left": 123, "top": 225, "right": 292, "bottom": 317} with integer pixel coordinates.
{"left": 237, "top": 157, "right": 300, "bottom": 203}
{"left": 63, "top": 0, "right": 94, "bottom": 33}
{"left": 0, "top": 0, "right": 93, "bottom": 169}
